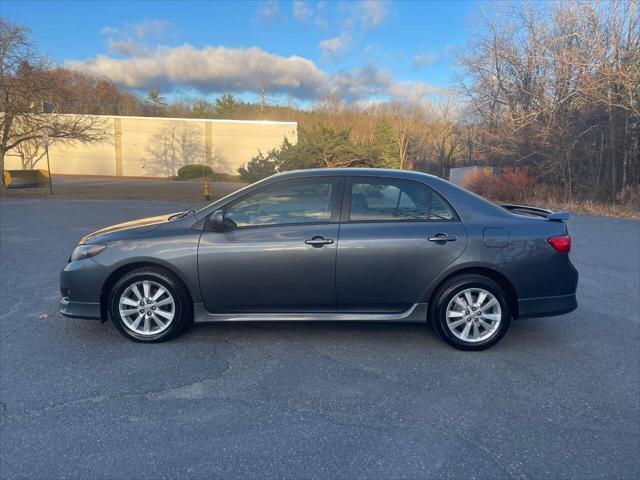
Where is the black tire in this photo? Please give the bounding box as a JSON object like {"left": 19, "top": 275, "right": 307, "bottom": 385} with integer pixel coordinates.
{"left": 431, "top": 274, "right": 511, "bottom": 351}
{"left": 108, "top": 267, "right": 192, "bottom": 342}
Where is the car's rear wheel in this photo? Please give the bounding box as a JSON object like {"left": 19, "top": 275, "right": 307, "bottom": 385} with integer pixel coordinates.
{"left": 108, "top": 267, "right": 191, "bottom": 342}
{"left": 431, "top": 274, "right": 511, "bottom": 351}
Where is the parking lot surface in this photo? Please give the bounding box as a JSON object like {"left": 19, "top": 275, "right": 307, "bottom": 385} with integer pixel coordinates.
{"left": 1, "top": 199, "right": 639, "bottom": 479}
{"left": 2, "top": 175, "right": 246, "bottom": 202}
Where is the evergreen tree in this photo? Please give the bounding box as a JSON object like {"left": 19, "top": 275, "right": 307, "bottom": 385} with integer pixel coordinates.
{"left": 145, "top": 88, "right": 167, "bottom": 116}
{"left": 215, "top": 93, "right": 239, "bottom": 119}
{"left": 237, "top": 151, "right": 278, "bottom": 182}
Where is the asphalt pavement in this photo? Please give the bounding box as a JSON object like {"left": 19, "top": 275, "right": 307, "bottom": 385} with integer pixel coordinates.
{"left": 1, "top": 199, "right": 638, "bottom": 479}
{"left": 2, "top": 175, "right": 247, "bottom": 203}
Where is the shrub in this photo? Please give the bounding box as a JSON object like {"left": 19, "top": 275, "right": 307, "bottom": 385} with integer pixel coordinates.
{"left": 177, "top": 164, "right": 214, "bottom": 179}
{"left": 460, "top": 170, "right": 501, "bottom": 199}
{"left": 461, "top": 168, "right": 536, "bottom": 203}
{"left": 237, "top": 152, "right": 279, "bottom": 183}
{"left": 498, "top": 169, "right": 536, "bottom": 203}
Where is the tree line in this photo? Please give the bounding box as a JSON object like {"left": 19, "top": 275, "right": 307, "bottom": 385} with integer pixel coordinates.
{"left": 458, "top": 0, "right": 639, "bottom": 204}
{"left": 1, "top": 1, "right": 638, "bottom": 205}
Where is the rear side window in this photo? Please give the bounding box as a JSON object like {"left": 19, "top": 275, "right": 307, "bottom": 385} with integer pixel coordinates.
{"left": 349, "top": 179, "right": 455, "bottom": 222}
{"left": 226, "top": 179, "right": 338, "bottom": 227}
{"left": 430, "top": 192, "right": 456, "bottom": 220}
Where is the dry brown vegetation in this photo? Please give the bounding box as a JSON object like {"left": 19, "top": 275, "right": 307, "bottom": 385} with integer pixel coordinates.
{"left": 461, "top": 169, "right": 640, "bottom": 219}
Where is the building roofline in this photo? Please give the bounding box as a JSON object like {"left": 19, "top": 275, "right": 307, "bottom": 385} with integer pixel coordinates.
{"left": 27, "top": 112, "right": 297, "bottom": 126}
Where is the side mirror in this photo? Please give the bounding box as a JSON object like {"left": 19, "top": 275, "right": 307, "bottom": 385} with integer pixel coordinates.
{"left": 207, "top": 209, "right": 235, "bottom": 231}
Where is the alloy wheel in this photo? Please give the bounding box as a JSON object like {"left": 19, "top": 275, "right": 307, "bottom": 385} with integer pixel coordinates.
{"left": 118, "top": 280, "right": 175, "bottom": 336}
{"left": 445, "top": 288, "right": 502, "bottom": 343}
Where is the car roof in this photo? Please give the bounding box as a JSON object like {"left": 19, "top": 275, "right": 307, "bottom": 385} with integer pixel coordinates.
{"left": 271, "top": 168, "right": 439, "bottom": 181}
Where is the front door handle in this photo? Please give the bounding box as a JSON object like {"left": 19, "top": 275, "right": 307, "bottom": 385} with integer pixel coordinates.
{"left": 428, "top": 233, "right": 458, "bottom": 243}
{"left": 305, "top": 236, "right": 334, "bottom": 247}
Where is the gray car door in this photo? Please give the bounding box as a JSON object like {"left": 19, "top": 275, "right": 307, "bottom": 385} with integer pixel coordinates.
{"left": 336, "top": 177, "right": 468, "bottom": 313}
{"left": 198, "top": 177, "right": 342, "bottom": 313}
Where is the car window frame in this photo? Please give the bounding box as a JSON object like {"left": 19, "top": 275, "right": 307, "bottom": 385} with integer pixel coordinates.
{"left": 340, "top": 176, "right": 460, "bottom": 224}
{"left": 217, "top": 176, "right": 344, "bottom": 231}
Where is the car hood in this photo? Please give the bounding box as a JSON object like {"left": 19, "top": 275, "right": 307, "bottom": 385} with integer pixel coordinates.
{"left": 80, "top": 212, "right": 189, "bottom": 244}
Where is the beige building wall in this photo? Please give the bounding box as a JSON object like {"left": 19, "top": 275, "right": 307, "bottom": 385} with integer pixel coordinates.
{"left": 5, "top": 115, "right": 297, "bottom": 177}
{"left": 5, "top": 127, "right": 117, "bottom": 175}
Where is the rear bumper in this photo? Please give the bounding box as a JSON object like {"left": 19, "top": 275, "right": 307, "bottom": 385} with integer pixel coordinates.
{"left": 518, "top": 294, "right": 577, "bottom": 318}
{"left": 59, "top": 297, "right": 101, "bottom": 320}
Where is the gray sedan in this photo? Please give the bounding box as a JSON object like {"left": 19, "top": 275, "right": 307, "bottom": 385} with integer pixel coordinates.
{"left": 60, "top": 168, "right": 578, "bottom": 350}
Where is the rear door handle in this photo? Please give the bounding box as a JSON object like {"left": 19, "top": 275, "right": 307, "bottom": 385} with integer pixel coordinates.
{"left": 305, "top": 236, "right": 335, "bottom": 247}
{"left": 428, "top": 233, "right": 458, "bottom": 243}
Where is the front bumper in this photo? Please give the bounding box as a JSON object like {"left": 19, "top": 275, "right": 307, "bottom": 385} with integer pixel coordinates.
{"left": 518, "top": 294, "right": 577, "bottom": 318}
{"left": 59, "top": 297, "right": 101, "bottom": 320}
{"left": 59, "top": 257, "right": 108, "bottom": 320}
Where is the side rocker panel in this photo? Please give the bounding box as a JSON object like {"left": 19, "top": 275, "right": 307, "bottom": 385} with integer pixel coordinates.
{"left": 193, "top": 302, "right": 429, "bottom": 323}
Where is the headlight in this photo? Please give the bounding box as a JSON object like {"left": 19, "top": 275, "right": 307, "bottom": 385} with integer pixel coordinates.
{"left": 70, "top": 245, "right": 106, "bottom": 262}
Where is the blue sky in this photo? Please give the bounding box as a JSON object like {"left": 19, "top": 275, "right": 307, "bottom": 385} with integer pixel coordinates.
{"left": 2, "top": 0, "right": 480, "bottom": 104}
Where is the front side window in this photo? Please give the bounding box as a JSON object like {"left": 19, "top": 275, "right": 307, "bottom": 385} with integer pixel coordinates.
{"left": 226, "top": 179, "right": 337, "bottom": 227}
{"left": 349, "top": 179, "right": 455, "bottom": 221}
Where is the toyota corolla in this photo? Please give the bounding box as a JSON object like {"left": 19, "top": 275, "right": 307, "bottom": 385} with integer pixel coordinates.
{"left": 60, "top": 168, "right": 578, "bottom": 350}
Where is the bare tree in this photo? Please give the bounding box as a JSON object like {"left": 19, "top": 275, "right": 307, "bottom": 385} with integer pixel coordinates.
{"left": 458, "top": 0, "right": 639, "bottom": 202}
{"left": 377, "top": 103, "right": 428, "bottom": 170}
{"left": 429, "top": 98, "right": 463, "bottom": 179}
{"left": 0, "top": 19, "right": 108, "bottom": 190}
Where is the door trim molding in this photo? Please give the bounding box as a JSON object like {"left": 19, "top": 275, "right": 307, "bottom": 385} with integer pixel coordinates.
{"left": 193, "top": 303, "right": 428, "bottom": 324}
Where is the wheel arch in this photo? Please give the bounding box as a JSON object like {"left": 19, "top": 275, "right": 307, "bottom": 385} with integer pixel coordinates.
{"left": 99, "top": 261, "right": 194, "bottom": 322}
{"left": 426, "top": 266, "right": 519, "bottom": 321}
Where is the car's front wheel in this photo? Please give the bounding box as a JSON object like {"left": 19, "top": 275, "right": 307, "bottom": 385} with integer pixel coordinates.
{"left": 108, "top": 267, "right": 191, "bottom": 342}
{"left": 431, "top": 274, "right": 511, "bottom": 351}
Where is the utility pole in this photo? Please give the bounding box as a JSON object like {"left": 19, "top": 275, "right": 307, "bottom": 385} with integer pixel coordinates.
{"left": 43, "top": 134, "right": 53, "bottom": 195}
{"left": 259, "top": 82, "right": 267, "bottom": 119}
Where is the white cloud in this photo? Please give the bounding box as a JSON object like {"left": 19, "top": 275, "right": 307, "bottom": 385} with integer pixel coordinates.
{"left": 314, "top": 1, "right": 328, "bottom": 28}
{"left": 100, "top": 19, "right": 176, "bottom": 58}
{"left": 66, "top": 45, "right": 442, "bottom": 103}
{"left": 108, "top": 39, "right": 148, "bottom": 57}
{"left": 388, "top": 81, "right": 443, "bottom": 103}
{"left": 100, "top": 26, "right": 120, "bottom": 35}
{"left": 327, "top": 64, "right": 442, "bottom": 103}
{"left": 357, "top": 0, "right": 392, "bottom": 30}
{"left": 133, "top": 19, "right": 175, "bottom": 39}
{"left": 412, "top": 45, "right": 456, "bottom": 71}
{"left": 412, "top": 52, "right": 440, "bottom": 70}
{"left": 292, "top": 0, "right": 312, "bottom": 21}
{"left": 319, "top": 1, "right": 392, "bottom": 60}
{"left": 100, "top": 19, "right": 175, "bottom": 40}
{"left": 330, "top": 65, "right": 392, "bottom": 100}
{"left": 319, "top": 34, "right": 349, "bottom": 59}
{"left": 67, "top": 45, "right": 328, "bottom": 99}
{"left": 257, "top": 0, "right": 281, "bottom": 22}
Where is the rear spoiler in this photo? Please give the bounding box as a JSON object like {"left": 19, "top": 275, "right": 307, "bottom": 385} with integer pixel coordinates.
{"left": 500, "top": 204, "right": 570, "bottom": 221}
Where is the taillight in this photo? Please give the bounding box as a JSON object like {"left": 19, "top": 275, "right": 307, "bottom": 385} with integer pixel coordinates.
{"left": 548, "top": 235, "right": 571, "bottom": 253}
